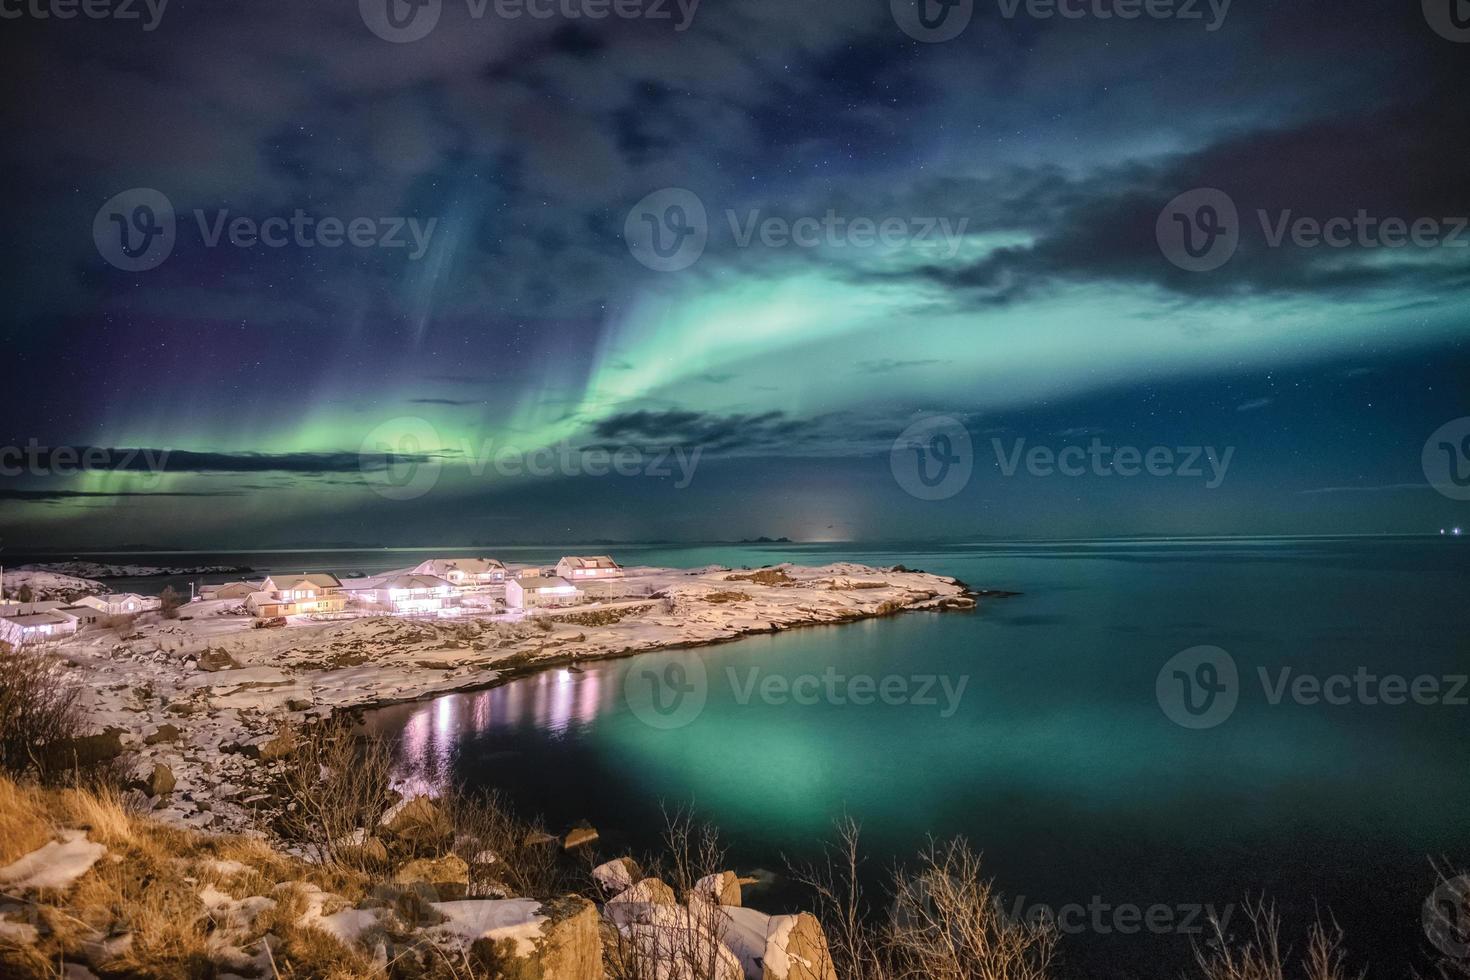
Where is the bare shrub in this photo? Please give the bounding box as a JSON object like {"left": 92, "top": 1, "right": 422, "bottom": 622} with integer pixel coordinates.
{"left": 159, "top": 585, "right": 185, "bottom": 619}
{"left": 656, "top": 805, "right": 727, "bottom": 898}
{"left": 102, "top": 613, "right": 138, "bottom": 634}
{"left": 1192, "top": 898, "right": 1361, "bottom": 980}
{"left": 606, "top": 807, "right": 740, "bottom": 980}
{"left": 441, "top": 786, "right": 571, "bottom": 898}
{"left": 276, "top": 716, "right": 395, "bottom": 868}
{"left": 0, "top": 641, "right": 84, "bottom": 780}
{"left": 788, "top": 816, "right": 891, "bottom": 980}
{"left": 888, "top": 838, "right": 1057, "bottom": 980}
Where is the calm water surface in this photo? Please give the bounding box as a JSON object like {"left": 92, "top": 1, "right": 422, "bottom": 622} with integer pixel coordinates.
{"left": 26, "top": 538, "right": 1470, "bottom": 977}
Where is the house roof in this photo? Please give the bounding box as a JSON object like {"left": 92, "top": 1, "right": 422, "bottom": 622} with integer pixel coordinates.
{"left": 515, "top": 575, "right": 577, "bottom": 590}
{"left": 1, "top": 611, "right": 76, "bottom": 627}
{"left": 264, "top": 573, "right": 342, "bottom": 591}
{"left": 0, "top": 601, "right": 69, "bottom": 616}
{"left": 557, "top": 555, "right": 620, "bottom": 570}
{"left": 342, "top": 574, "right": 454, "bottom": 591}
{"left": 412, "top": 558, "right": 506, "bottom": 576}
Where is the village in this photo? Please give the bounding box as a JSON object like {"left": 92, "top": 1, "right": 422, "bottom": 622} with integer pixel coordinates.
{"left": 0, "top": 554, "right": 635, "bottom": 648}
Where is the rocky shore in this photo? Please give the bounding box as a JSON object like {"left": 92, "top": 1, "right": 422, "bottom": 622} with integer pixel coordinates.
{"left": 44, "top": 563, "right": 976, "bottom": 836}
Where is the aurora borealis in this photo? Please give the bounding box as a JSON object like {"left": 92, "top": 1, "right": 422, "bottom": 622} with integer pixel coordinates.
{"left": 1, "top": 0, "right": 1467, "bottom": 548}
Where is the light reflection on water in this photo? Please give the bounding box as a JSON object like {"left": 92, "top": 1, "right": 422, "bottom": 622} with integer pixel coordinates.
{"left": 386, "top": 667, "right": 609, "bottom": 797}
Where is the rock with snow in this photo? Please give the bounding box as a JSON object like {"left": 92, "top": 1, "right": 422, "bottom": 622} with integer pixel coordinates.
{"left": 433, "top": 896, "right": 601, "bottom": 980}
{"left": 719, "top": 909, "right": 836, "bottom": 980}
{"left": 0, "top": 830, "right": 106, "bottom": 893}
{"left": 592, "top": 856, "right": 642, "bottom": 896}
{"left": 614, "top": 904, "right": 744, "bottom": 980}
{"left": 693, "top": 871, "right": 742, "bottom": 908}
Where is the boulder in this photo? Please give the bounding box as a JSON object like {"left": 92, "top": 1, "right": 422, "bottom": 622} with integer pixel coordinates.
{"left": 140, "top": 763, "right": 176, "bottom": 797}
{"left": 522, "top": 830, "right": 558, "bottom": 847}
{"left": 617, "top": 908, "right": 744, "bottom": 980}
{"left": 607, "top": 878, "right": 677, "bottom": 907}
{"left": 592, "top": 857, "right": 642, "bottom": 897}
{"left": 143, "top": 724, "right": 180, "bottom": 746}
{"left": 563, "top": 825, "right": 599, "bottom": 851}
{"left": 435, "top": 896, "right": 603, "bottom": 980}
{"left": 693, "top": 871, "right": 742, "bottom": 907}
{"left": 382, "top": 796, "right": 453, "bottom": 850}
{"left": 340, "top": 835, "right": 389, "bottom": 867}
{"left": 256, "top": 732, "right": 295, "bottom": 762}
{"left": 761, "top": 913, "right": 836, "bottom": 980}
{"left": 196, "top": 650, "right": 240, "bottom": 672}
{"left": 605, "top": 878, "right": 680, "bottom": 927}
{"left": 395, "top": 854, "right": 470, "bottom": 901}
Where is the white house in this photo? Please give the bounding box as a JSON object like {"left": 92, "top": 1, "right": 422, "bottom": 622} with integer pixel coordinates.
{"left": 410, "top": 558, "right": 507, "bottom": 586}
{"left": 554, "top": 556, "right": 623, "bottom": 581}
{"left": 506, "top": 575, "right": 581, "bottom": 609}
{"left": 247, "top": 573, "right": 346, "bottom": 618}
{"left": 0, "top": 610, "right": 79, "bottom": 647}
{"left": 0, "top": 600, "right": 70, "bottom": 616}
{"left": 340, "top": 574, "right": 458, "bottom": 614}
{"left": 201, "top": 580, "right": 262, "bottom": 601}
{"left": 74, "top": 593, "right": 157, "bottom": 616}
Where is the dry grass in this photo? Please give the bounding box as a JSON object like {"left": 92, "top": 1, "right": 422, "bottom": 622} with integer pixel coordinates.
{"left": 701, "top": 591, "right": 751, "bottom": 604}
{"left": 0, "top": 776, "right": 54, "bottom": 863}
{"left": 724, "top": 567, "right": 796, "bottom": 586}
{"left": 0, "top": 772, "right": 387, "bottom": 980}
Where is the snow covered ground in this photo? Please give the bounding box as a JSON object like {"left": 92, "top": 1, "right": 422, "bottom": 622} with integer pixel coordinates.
{"left": 1, "top": 568, "right": 105, "bottom": 601}
{"left": 39, "top": 563, "right": 974, "bottom": 833}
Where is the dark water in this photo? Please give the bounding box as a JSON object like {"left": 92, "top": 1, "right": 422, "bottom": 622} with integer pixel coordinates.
{"left": 353, "top": 537, "right": 1470, "bottom": 978}
{"left": 24, "top": 538, "right": 1470, "bottom": 976}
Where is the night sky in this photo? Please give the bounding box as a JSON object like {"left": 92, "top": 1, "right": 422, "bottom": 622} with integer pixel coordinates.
{"left": 1, "top": 0, "right": 1466, "bottom": 548}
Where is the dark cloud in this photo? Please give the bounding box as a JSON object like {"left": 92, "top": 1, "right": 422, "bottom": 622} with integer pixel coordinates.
{"left": 0, "top": 489, "right": 244, "bottom": 501}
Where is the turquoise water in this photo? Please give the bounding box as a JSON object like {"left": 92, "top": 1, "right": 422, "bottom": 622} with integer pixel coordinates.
{"left": 361, "top": 537, "right": 1470, "bottom": 976}
{"left": 47, "top": 538, "right": 1470, "bottom": 977}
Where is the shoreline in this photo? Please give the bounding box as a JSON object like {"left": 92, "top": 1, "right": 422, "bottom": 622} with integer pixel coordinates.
{"left": 341, "top": 583, "right": 986, "bottom": 717}
{"left": 41, "top": 562, "right": 985, "bottom": 835}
